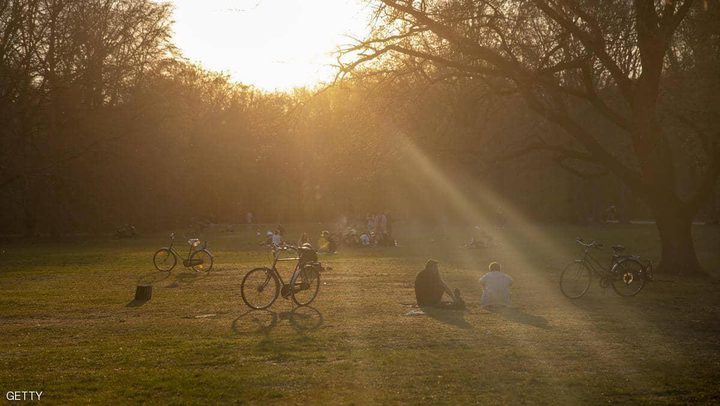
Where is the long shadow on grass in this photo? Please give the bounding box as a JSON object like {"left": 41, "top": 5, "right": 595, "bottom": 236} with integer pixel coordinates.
{"left": 137, "top": 270, "right": 171, "bottom": 285}
{"left": 165, "top": 271, "right": 209, "bottom": 288}
{"left": 232, "top": 306, "right": 323, "bottom": 335}
{"left": 490, "top": 306, "right": 549, "bottom": 329}
{"left": 420, "top": 306, "right": 471, "bottom": 329}
{"left": 126, "top": 299, "right": 148, "bottom": 307}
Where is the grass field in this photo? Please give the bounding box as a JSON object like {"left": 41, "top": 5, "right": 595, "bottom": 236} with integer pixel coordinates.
{"left": 1, "top": 223, "right": 720, "bottom": 404}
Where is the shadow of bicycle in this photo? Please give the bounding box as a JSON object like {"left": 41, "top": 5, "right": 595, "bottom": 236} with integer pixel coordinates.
{"left": 286, "top": 306, "right": 324, "bottom": 332}
{"left": 231, "top": 306, "right": 323, "bottom": 335}
{"left": 165, "top": 270, "right": 211, "bottom": 288}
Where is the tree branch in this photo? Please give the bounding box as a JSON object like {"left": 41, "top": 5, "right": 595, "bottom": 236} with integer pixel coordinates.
{"left": 518, "top": 85, "right": 650, "bottom": 193}
{"left": 532, "top": 0, "right": 635, "bottom": 102}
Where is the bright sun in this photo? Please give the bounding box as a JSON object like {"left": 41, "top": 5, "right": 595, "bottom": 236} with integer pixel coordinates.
{"left": 168, "top": 0, "right": 372, "bottom": 91}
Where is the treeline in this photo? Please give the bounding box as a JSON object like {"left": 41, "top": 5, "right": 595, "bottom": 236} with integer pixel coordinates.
{"left": 0, "top": 0, "right": 717, "bottom": 236}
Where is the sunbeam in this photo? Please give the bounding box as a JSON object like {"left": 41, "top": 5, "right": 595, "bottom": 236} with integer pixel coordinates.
{"left": 392, "top": 131, "right": 683, "bottom": 392}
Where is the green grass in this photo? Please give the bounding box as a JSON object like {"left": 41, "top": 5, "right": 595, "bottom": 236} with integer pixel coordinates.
{"left": 1, "top": 223, "right": 719, "bottom": 404}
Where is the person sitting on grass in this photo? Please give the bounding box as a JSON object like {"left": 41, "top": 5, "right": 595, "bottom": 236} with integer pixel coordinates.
{"left": 359, "top": 232, "right": 371, "bottom": 246}
{"left": 318, "top": 230, "right": 337, "bottom": 253}
{"left": 479, "top": 262, "right": 513, "bottom": 308}
{"left": 260, "top": 230, "right": 273, "bottom": 246}
{"left": 414, "top": 259, "right": 464, "bottom": 309}
{"left": 343, "top": 227, "right": 359, "bottom": 246}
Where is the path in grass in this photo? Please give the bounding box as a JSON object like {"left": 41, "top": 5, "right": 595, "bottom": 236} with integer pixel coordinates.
{"left": 1, "top": 224, "right": 719, "bottom": 404}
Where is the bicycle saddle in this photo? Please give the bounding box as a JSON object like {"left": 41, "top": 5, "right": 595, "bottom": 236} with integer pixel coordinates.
{"left": 188, "top": 238, "right": 200, "bottom": 247}
{"left": 612, "top": 245, "right": 625, "bottom": 252}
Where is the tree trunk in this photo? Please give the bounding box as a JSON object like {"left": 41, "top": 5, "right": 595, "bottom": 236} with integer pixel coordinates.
{"left": 21, "top": 172, "right": 35, "bottom": 238}
{"left": 654, "top": 209, "right": 702, "bottom": 274}
{"left": 708, "top": 185, "right": 719, "bottom": 225}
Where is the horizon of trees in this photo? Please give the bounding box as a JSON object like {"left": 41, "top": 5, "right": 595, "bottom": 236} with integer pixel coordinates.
{"left": 0, "top": 0, "right": 717, "bottom": 272}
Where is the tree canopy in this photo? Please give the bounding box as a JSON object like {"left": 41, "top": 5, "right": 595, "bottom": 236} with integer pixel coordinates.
{"left": 339, "top": 0, "right": 720, "bottom": 272}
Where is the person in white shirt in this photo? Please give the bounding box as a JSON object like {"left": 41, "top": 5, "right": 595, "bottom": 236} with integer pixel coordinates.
{"left": 479, "top": 262, "right": 513, "bottom": 308}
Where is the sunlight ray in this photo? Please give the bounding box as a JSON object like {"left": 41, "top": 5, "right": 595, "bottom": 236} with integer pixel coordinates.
{"left": 394, "top": 132, "right": 682, "bottom": 381}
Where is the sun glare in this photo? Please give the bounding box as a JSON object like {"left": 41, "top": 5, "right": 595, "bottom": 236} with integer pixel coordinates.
{"left": 167, "top": 0, "right": 371, "bottom": 91}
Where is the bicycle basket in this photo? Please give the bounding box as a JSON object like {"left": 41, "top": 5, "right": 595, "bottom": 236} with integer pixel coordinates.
{"left": 303, "top": 262, "right": 324, "bottom": 273}
{"left": 298, "top": 246, "right": 318, "bottom": 264}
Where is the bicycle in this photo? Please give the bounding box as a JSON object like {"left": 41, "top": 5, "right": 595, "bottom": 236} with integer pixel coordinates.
{"left": 241, "top": 244, "right": 327, "bottom": 309}
{"left": 560, "top": 237, "right": 653, "bottom": 299}
{"left": 153, "top": 233, "right": 214, "bottom": 272}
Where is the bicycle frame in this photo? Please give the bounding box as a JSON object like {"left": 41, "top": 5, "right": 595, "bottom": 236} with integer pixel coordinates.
{"left": 166, "top": 234, "right": 209, "bottom": 262}
{"left": 576, "top": 240, "right": 642, "bottom": 280}
{"left": 577, "top": 247, "right": 614, "bottom": 278}
{"left": 241, "top": 243, "right": 324, "bottom": 309}
{"left": 560, "top": 237, "right": 651, "bottom": 299}
{"left": 268, "top": 245, "right": 302, "bottom": 287}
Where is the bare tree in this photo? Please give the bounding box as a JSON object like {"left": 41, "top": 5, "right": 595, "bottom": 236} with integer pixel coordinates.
{"left": 0, "top": 0, "right": 173, "bottom": 235}
{"left": 340, "top": 0, "right": 719, "bottom": 273}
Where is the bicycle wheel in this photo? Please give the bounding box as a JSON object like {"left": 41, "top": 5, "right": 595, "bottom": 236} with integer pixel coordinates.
{"left": 241, "top": 267, "right": 280, "bottom": 310}
{"left": 560, "top": 260, "right": 592, "bottom": 299}
{"left": 611, "top": 258, "right": 646, "bottom": 297}
{"left": 153, "top": 248, "right": 176, "bottom": 271}
{"left": 189, "top": 249, "right": 213, "bottom": 272}
{"left": 290, "top": 266, "right": 321, "bottom": 306}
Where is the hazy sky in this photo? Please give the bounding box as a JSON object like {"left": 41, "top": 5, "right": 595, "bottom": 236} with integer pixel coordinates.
{"left": 167, "top": 0, "right": 372, "bottom": 91}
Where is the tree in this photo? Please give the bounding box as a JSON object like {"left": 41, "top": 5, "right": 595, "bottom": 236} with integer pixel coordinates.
{"left": 339, "top": 0, "right": 720, "bottom": 273}
{"left": 0, "top": 0, "right": 174, "bottom": 235}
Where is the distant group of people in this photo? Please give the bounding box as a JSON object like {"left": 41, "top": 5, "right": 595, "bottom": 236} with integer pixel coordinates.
{"left": 252, "top": 210, "right": 399, "bottom": 253}
{"left": 341, "top": 212, "right": 396, "bottom": 247}
{"left": 342, "top": 227, "right": 396, "bottom": 247}
{"left": 261, "top": 227, "right": 339, "bottom": 254}
{"left": 415, "top": 260, "right": 513, "bottom": 309}
{"left": 366, "top": 212, "right": 391, "bottom": 235}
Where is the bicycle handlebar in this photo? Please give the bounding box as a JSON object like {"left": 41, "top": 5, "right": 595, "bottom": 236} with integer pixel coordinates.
{"left": 576, "top": 237, "right": 603, "bottom": 249}
{"left": 273, "top": 244, "right": 297, "bottom": 252}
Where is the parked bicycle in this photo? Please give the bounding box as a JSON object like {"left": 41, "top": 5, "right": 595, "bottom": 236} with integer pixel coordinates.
{"left": 241, "top": 243, "right": 328, "bottom": 309}
{"left": 153, "top": 233, "right": 214, "bottom": 272}
{"left": 560, "top": 237, "right": 653, "bottom": 299}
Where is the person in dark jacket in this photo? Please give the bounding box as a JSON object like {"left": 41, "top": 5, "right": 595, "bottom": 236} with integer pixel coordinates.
{"left": 414, "top": 259, "right": 464, "bottom": 308}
